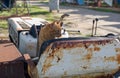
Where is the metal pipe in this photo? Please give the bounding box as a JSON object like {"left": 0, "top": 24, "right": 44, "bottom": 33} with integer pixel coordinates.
{"left": 66, "top": 29, "right": 80, "bottom": 33}
{"left": 94, "top": 18, "right": 99, "bottom": 35}
{"left": 91, "top": 19, "right": 95, "bottom": 37}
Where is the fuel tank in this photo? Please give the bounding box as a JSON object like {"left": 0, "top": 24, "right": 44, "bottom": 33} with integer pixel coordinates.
{"left": 37, "top": 36, "right": 120, "bottom": 78}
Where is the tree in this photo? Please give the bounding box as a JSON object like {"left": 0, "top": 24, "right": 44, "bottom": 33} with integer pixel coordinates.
{"left": 49, "top": 0, "right": 59, "bottom": 13}
{"left": 97, "top": 0, "right": 101, "bottom": 7}
{"left": 113, "top": 0, "right": 118, "bottom": 7}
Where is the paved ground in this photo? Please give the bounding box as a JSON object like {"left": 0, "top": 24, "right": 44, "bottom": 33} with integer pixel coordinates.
{"left": 1, "top": 1, "right": 120, "bottom": 38}
{"left": 30, "top": 1, "right": 120, "bottom": 37}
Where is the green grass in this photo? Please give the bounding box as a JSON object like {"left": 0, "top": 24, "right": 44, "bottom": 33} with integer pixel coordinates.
{"left": 0, "top": 11, "right": 11, "bottom": 16}
{"left": 39, "top": 0, "right": 48, "bottom": 2}
{"left": 0, "top": 8, "right": 28, "bottom": 16}
{"left": 0, "top": 5, "right": 57, "bottom": 29}
{"left": 30, "top": 6, "right": 56, "bottom": 21}
{"left": 0, "top": 20, "right": 8, "bottom": 29}
{"left": 30, "top": 6, "right": 50, "bottom": 16}
{"left": 0, "top": 5, "right": 57, "bottom": 21}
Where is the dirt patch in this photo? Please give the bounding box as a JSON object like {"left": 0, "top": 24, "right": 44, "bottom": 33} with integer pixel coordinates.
{"left": 0, "top": 28, "right": 8, "bottom": 38}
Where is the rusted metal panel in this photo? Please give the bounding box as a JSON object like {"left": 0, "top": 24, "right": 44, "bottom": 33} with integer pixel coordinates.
{"left": 37, "top": 37, "right": 120, "bottom": 78}
{"left": 24, "top": 54, "right": 39, "bottom": 78}
{"left": 0, "top": 61, "right": 24, "bottom": 78}
{"left": 0, "top": 40, "right": 23, "bottom": 62}
{"left": 0, "top": 40, "right": 25, "bottom": 78}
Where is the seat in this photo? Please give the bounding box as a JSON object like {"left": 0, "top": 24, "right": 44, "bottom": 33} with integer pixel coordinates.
{"left": 29, "top": 24, "right": 42, "bottom": 38}
{"left": 38, "top": 37, "right": 90, "bottom": 57}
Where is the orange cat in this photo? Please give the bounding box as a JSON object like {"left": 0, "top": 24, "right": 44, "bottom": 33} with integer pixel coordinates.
{"left": 38, "top": 20, "right": 63, "bottom": 50}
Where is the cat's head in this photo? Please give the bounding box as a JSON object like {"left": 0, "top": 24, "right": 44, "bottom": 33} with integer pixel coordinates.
{"left": 49, "top": 20, "right": 63, "bottom": 37}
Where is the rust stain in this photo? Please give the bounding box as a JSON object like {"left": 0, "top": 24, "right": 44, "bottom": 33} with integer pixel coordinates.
{"left": 69, "top": 74, "right": 113, "bottom": 78}
{"left": 51, "top": 49, "right": 62, "bottom": 57}
{"left": 82, "top": 48, "right": 93, "bottom": 60}
{"left": 75, "top": 43, "right": 84, "bottom": 48}
{"left": 45, "top": 45, "right": 52, "bottom": 53}
{"left": 82, "top": 66, "right": 88, "bottom": 69}
{"left": 42, "top": 38, "right": 115, "bottom": 75}
{"left": 117, "top": 54, "right": 120, "bottom": 64}
{"left": 51, "top": 39, "right": 112, "bottom": 50}
{"left": 42, "top": 49, "right": 63, "bottom": 74}
{"left": 84, "top": 43, "right": 91, "bottom": 48}
{"left": 86, "top": 48, "right": 93, "bottom": 60}
{"left": 87, "top": 48, "right": 93, "bottom": 53}
{"left": 104, "top": 56, "right": 116, "bottom": 62}
{"left": 42, "top": 63, "right": 52, "bottom": 74}
{"left": 42, "top": 54, "right": 54, "bottom": 74}
{"left": 115, "top": 48, "right": 120, "bottom": 52}
{"left": 54, "top": 50, "right": 63, "bottom": 63}
{"left": 95, "top": 74, "right": 113, "bottom": 78}
{"left": 94, "top": 47, "right": 101, "bottom": 52}
{"left": 85, "top": 53, "right": 92, "bottom": 60}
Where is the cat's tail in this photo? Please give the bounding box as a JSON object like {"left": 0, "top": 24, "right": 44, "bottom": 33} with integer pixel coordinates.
{"left": 60, "top": 14, "right": 69, "bottom": 21}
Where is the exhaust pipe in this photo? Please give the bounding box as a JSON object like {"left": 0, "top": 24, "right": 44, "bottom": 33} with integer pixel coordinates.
{"left": 94, "top": 18, "right": 99, "bottom": 35}
{"left": 91, "top": 19, "right": 95, "bottom": 37}
{"left": 91, "top": 18, "right": 99, "bottom": 37}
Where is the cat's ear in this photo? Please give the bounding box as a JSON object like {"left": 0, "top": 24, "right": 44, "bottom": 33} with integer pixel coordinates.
{"left": 52, "top": 20, "right": 58, "bottom": 23}
{"left": 49, "top": 22, "right": 54, "bottom": 28}
{"left": 60, "top": 22, "right": 63, "bottom": 27}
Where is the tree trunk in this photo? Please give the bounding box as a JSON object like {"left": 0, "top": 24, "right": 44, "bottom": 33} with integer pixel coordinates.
{"left": 113, "top": 0, "right": 118, "bottom": 7}
{"left": 97, "top": 0, "right": 101, "bottom": 7}
{"left": 49, "top": 0, "right": 59, "bottom": 13}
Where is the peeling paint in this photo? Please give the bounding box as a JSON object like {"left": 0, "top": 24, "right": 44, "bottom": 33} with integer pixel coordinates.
{"left": 51, "top": 39, "right": 113, "bottom": 50}
{"left": 116, "top": 48, "right": 120, "bottom": 52}
{"left": 117, "top": 54, "right": 120, "bottom": 64}
{"left": 37, "top": 37, "right": 120, "bottom": 78}
{"left": 104, "top": 56, "right": 116, "bottom": 62}
{"left": 42, "top": 55, "right": 53, "bottom": 74}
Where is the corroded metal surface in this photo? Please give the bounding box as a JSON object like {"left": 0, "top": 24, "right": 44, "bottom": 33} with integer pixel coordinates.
{"left": 0, "top": 61, "right": 24, "bottom": 78}
{"left": 24, "top": 54, "right": 39, "bottom": 78}
{"left": 37, "top": 37, "right": 120, "bottom": 78}
{"left": 0, "top": 40, "right": 23, "bottom": 62}
{"left": 0, "top": 40, "right": 24, "bottom": 78}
